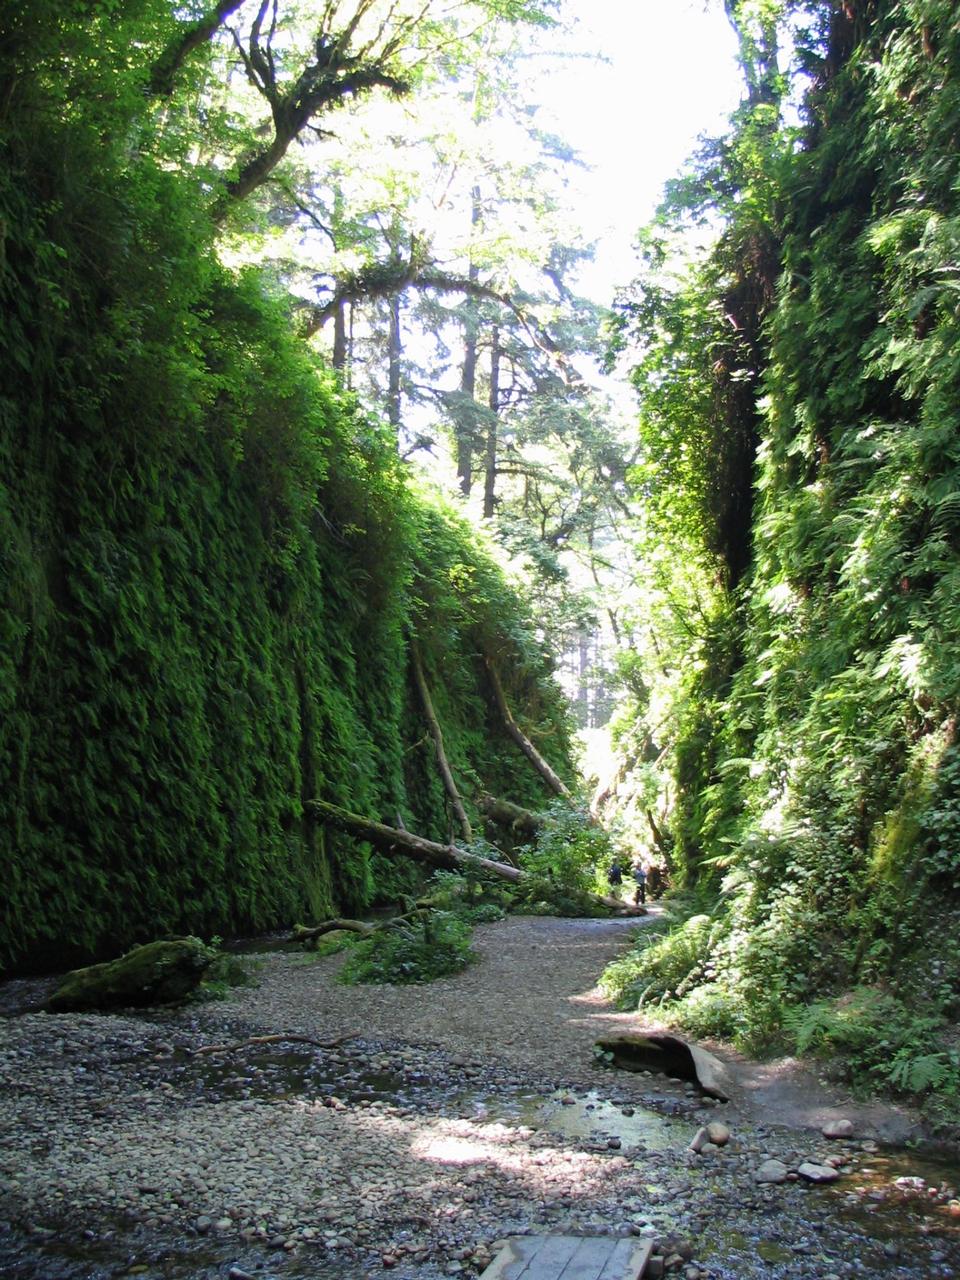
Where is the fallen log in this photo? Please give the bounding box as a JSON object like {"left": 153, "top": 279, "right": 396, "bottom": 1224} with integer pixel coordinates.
{"left": 46, "top": 938, "right": 214, "bottom": 1012}
{"left": 484, "top": 657, "right": 573, "bottom": 800}
{"left": 411, "top": 641, "right": 473, "bottom": 843}
{"left": 308, "top": 800, "right": 523, "bottom": 882}
{"left": 291, "top": 901, "right": 439, "bottom": 947}
{"left": 477, "top": 792, "right": 543, "bottom": 836}
{"left": 308, "top": 801, "right": 643, "bottom": 915}
{"left": 193, "top": 1032, "right": 360, "bottom": 1056}
{"left": 291, "top": 918, "right": 376, "bottom": 943}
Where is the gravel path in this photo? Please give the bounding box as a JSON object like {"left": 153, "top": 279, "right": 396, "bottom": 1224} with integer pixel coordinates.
{"left": 0, "top": 915, "right": 958, "bottom": 1280}
{"left": 218, "top": 915, "right": 647, "bottom": 1083}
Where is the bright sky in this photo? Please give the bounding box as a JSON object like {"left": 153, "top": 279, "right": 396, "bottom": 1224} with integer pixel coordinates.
{"left": 532, "top": 0, "right": 743, "bottom": 301}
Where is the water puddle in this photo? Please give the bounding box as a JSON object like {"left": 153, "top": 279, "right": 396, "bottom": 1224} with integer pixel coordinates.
{"left": 452, "top": 1088, "right": 680, "bottom": 1150}
{"left": 174, "top": 1047, "right": 684, "bottom": 1151}
{"left": 837, "top": 1143, "right": 960, "bottom": 1240}
{"left": 696, "top": 1142, "right": 959, "bottom": 1278}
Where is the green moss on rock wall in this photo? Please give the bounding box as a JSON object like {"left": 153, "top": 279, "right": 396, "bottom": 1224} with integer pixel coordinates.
{"left": 0, "top": 35, "right": 572, "bottom": 973}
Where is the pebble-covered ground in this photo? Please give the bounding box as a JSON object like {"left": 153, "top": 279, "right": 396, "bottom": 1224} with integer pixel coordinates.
{"left": 0, "top": 916, "right": 958, "bottom": 1280}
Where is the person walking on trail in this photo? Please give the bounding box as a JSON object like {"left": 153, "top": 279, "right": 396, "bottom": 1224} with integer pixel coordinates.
{"left": 631, "top": 859, "right": 647, "bottom": 905}
{"left": 608, "top": 859, "right": 623, "bottom": 893}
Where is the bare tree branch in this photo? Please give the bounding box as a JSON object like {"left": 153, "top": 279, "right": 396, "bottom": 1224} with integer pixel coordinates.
{"left": 211, "top": 10, "right": 412, "bottom": 222}
{"left": 148, "top": 0, "right": 247, "bottom": 97}
{"left": 300, "top": 260, "right": 579, "bottom": 384}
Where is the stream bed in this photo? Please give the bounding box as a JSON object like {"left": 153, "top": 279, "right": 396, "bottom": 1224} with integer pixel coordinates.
{"left": 1, "top": 1010, "right": 958, "bottom": 1280}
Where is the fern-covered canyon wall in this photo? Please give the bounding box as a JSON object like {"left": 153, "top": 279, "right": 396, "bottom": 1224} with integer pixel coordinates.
{"left": 0, "top": 3, "right": 572, "bottom": 974}
{"left": 607, "top": 1, "right": 960, "bottom": 1110}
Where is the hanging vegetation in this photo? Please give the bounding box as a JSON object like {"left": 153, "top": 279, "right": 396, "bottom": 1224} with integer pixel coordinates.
{"left": 605, "top": 0, "right": 960, "bottom": 1123}
{"left": 0, "top": 0, "right": 575, "bottom": 973}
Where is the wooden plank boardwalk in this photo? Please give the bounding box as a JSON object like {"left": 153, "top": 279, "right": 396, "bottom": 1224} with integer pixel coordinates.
{"left": 481, "top": 1236, "right": 655, "bottom": 1280}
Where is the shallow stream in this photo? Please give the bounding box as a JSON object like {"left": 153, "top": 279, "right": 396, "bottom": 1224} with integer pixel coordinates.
{"left": 1, "top": 1045, "right": 957, "bottom": 1280}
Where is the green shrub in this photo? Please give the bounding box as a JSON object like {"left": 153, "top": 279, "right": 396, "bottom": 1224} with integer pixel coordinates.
{"left": 601, "top": 910, "right": 718, "bottom": 1008}
{"left": 337, "top": 912, "right": 476, "bottom": 985}
{"left": 425, "top": 867, "right": 512, "bottom": 922}
{"left": 781, "top": 987, "right": 948, "bottom": 1089}
{"left": 510, "top": 801, "right": 615, "bottom": 915}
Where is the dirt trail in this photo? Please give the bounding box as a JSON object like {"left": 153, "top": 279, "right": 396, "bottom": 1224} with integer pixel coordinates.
{"left": 216, "top": 912, "right": 919, "bottom": 1142}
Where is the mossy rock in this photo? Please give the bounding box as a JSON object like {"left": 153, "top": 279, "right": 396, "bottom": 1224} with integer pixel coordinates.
{"left": 46, "top": 938, "right": 215, "bottom": 1012}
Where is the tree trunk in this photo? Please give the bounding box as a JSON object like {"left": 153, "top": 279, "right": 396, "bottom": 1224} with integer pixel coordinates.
{"left": 309, "top": 800, "right": 523, "bottom": 882}
{"left": 477, "top": 793, "right": 542, "bottom": 837}
{"left": 210, "top": 63, "right": 408, "bottom": 223}
{"left": 148, "top": 0, "right": 246, "bottom": 97}
{"left": 645, "top": 808, "right": 669, "bottom": 855}
{"left": 457, "top": 186, "right": 482, "bottom": 496}
{"left": 308, "top": 802, "right": 639, "bottom": 914}
{"left": 484, "top": 657, "right": 573, "bottom": 799}
{"left": 483, "top": 324, "right": 500, "bottom": 519}
{"left": 388, "top": 293, "right": 402, "bottom": 429}
{"left": 333, "top": 302, "right": 348, "bottom": 369}
{"left": 218, "top": 129, "right": 292, "bottom": 213}
{"left": 410, "top": 642, "right": 472, "bottom": 842}
{"left": 577, "top": 629, "right": 590, "bottom": 726}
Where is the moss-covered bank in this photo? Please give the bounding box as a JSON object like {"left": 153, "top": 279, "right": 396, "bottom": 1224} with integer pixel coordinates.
{"left": 606, "top": 2, "right": 960, "bottom": 1122}
{"left": 0, "top": 4, "right": 573, "bottom": 973}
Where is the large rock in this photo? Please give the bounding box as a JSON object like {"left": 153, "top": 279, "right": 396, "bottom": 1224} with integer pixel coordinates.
{"left": 594, "top": 1033, "right": 734, "bottom": 1101}
{"left": 755, "top": 1159, "right": 789, "bottom": 1184}
{"left": 821, "top": 1119, "right": 855, "bottom": 1139}
{"left": 797, "top": 1161, "right": 840, "bottom": 1183}
{"left": 706, "top": 1121, "right": 731, "bottom": 1146}
{"left": 46, "top": 938, "right": 215, "bottom": 1012}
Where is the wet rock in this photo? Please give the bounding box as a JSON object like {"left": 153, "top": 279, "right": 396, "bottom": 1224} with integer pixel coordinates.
{"left": 688, "top": 1127, "right": 710, "bottom": 1154}
{"left": 797, "top": 1162, "right": 840, "bottom": 1184}
{"left": 821, "top": 1119, "right": 855, "bottom": 1139}
{"left": 755, "top": 1159, "right": 789, "bottom": 1184}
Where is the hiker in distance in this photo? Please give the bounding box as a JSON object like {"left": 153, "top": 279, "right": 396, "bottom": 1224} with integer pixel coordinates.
{"left": 631, "top": 859, "right": 647, "bottom": 905}
{"left": 608, "top": 858, "right": 623, "bottom": 894}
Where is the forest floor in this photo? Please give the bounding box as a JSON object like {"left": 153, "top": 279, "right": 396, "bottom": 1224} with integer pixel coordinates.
{"left": 1, "top": 914, "right": 959, "bottom": 1280}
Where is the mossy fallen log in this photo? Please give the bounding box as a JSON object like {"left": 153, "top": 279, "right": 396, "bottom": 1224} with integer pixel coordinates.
{"left": 290, "top": 919, "right": 376, "bottom": 944}
{"left": 46, "top": 938, "right": 215, "bottom": 1012}
{"left": 308, "top": 802, "right": 642, "bottom": 916}
{"left": 411, "top": 640, "right": 473, "bottom": 843}
{"left": 484, "top": 657, "right": 573, "bottom": 799}
{"left": 308, "top": 800, "right": 525, "bottom": 882}
{"left": 477, "top": 793, "right": 543, "bottom": 837}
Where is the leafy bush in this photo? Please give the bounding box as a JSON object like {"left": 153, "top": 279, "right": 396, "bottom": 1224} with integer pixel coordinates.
{"left": 426, "top": 867, "right": 512, "bottom": 923}
{"left": 192, "top": 940, "right": 257, "bottom": 1002}
{"left": 462, "top": 902, "right": 508, "bottom": 924}
{"left": 338, "top": 912, "right": 476, "bottom": 985}
{"left": 601, "top": 907, "right": 718, "bottom": 1009}
{"left": 509, "top": 800, "right": 616, "bottom": 916}
{"left": 782, "top": 987, "right": 960, "bottom": 1107}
